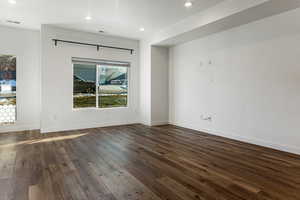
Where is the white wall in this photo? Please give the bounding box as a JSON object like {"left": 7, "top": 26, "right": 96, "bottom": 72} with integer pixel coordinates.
{"left": 41, "top": 25, "right": 140, "bottom": 133}
{"left": 139, "top": 44, "right": 169, "bottom": 126}
{"left": 0, "top": 26, "right": 40, "bottom": 133}
{"left": 151, "top": 46, "right": 169, "bottom": 125}
{"left": 169, "top": 8, "right": 300, "bottom": 154}
{"left": 139, "top": 40, "right": 152, "bottom": 125}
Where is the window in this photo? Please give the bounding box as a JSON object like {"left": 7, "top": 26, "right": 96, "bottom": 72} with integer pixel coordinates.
{"left": 98, "top": 65, "right": 128, "bottom": 108}
{"left": 73, "top": 58, "right": 129, "bottom": 109}
{"left": 73, "top": 63, "right": 96, "bottom": 108}
{"left": 0, "top": 55, "right": 16, "bottom": 124}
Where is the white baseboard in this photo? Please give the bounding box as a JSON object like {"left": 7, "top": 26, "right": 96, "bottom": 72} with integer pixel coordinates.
{"left": 170, "top": 121, "right": 300, "bottom": 155}
{"left": 0, "top": 123, "right": 40, "bottom": 133}
{"left": 150, "top": 121, "right": 169, "bottom": 126}
{"left": 140, "top": 120, "right": 152, "bottom": 126}
{"left": 41, "top": 120, "right": 140, "bottom": 133}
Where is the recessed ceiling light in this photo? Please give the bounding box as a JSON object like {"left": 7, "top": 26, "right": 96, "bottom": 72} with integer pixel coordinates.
{"left": 184, "top": 1, "right": 193, "bottom": 8}
{"left": 85, "top": 15, "right": 92, "bottom": 20}
{"left": 8, "top": 0, "right": 16, "bottom": 4}
{"left": 139, "top": 27, "right": 145, "bottom": 32}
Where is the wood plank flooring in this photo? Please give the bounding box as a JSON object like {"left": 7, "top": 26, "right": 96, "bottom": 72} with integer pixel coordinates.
{"left": 0, "top": 124, "right": 300, "bottom": 200}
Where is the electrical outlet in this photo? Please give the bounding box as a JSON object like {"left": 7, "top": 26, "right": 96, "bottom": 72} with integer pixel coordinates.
{"left": 200, "top": 115, "right": 212, "bottom": 122}
{"left": 207, "top": 117, "right": 212, "bottom": 122}
{"left": 199, "top": 61, "right": 203, "bottom": 67}
{"left": 52, "top": 114, "right": 57, "bottom": 121}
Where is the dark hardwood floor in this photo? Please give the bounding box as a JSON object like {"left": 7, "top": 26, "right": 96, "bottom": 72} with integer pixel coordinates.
{"left": 0, "top": 124, "right": 300, "bottom": 200}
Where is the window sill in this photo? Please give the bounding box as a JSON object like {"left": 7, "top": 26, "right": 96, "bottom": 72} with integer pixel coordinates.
{"left": 72, "top": 106, "right": 129, "bottom": 111}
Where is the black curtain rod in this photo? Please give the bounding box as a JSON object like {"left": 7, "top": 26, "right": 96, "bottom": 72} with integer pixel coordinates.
{"left": 52, "top": 39, "right": 134, "bottom": 54}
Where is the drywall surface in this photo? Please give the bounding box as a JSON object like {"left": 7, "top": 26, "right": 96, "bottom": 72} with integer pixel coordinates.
{"left": 0, "top": 26, "right": 40, "bottom": 133}
{"left": 151, "top": 46, "right": 169, "bottom": 125}
{"left": 169, "top": 8, "right": 300, "bottom": 154}
{"left": 41, "top": 25, "right": 140, "bottom": 133}
{"left": 139, "top": 40, "right": 152, "bottom": 125}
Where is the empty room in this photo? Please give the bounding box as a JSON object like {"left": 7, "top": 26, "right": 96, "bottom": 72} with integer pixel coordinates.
{"left": 1, "top": 0, "right": 300, "bottom": 199}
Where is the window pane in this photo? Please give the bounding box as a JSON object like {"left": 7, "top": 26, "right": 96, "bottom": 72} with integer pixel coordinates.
{"left": 0, "top": 55, "right": 16, "bottom": 124}
{"left": 98, "top": 65, "right": 128, "bottom": 108}
{"left": 73, "top": 63, "right": 96, "bottom": 108}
